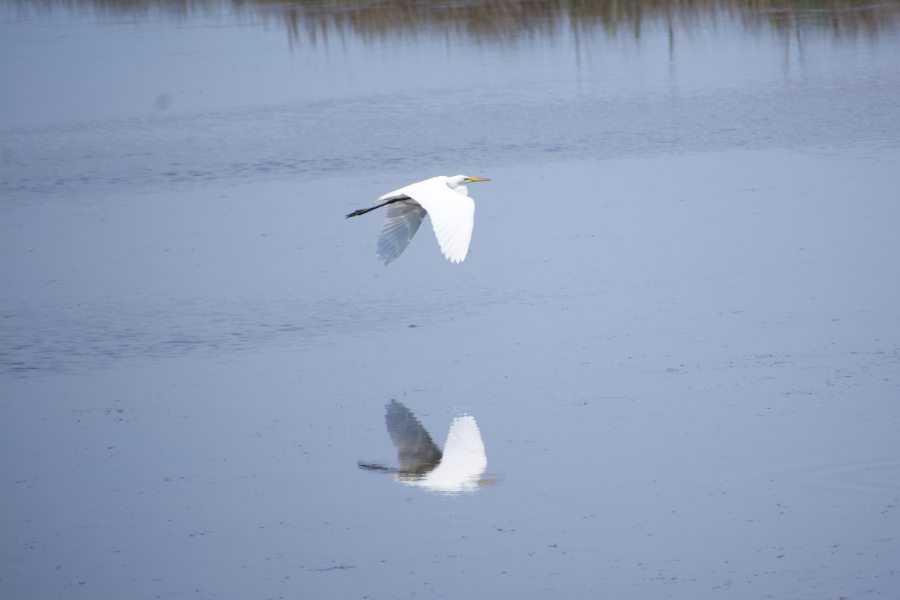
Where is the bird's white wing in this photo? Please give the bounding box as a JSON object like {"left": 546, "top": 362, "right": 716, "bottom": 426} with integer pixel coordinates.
{"left": 402, "top": 179, "right": 475, "bottom": 263}
{"left": 376, "top": 200, "right": 427, "bottom": 266}
{"left": 416, "top": 415, "right": 487, "bottom": 493}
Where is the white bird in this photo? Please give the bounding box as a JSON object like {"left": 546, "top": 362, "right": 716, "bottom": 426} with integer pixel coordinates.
{"left": 346, "top": 175, "right": 490, "bottom": 265}
{"left": 359, "top": 400, "right": 490, "bottom": 494}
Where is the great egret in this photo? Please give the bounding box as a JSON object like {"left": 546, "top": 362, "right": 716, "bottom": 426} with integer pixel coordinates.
{"left": 359, "top": 400, "right": 489, "bottom": 494}
{"left": 346, "top": 175, "right": 490, "bottom": 265}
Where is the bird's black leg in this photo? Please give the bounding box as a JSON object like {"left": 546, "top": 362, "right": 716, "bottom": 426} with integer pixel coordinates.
{"left": 345, "top": 195, "right": 412, "bottom": 218}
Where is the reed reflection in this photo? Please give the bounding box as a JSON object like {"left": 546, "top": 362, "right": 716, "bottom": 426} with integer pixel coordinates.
{"left": 8, "top": 0, "right": 900, "bottom": 41}
{"left": 359, "top": 400, "right": 492, "bottom": 494}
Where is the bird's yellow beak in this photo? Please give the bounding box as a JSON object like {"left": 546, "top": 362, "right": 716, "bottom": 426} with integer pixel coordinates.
{"left": 464, "top": 177, "right": 491, "bottom": 182}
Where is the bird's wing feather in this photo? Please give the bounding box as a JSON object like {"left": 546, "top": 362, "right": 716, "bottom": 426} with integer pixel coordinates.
{"left": 376, "top": 200, "right": 427, "bottom": 266}
{"left": 402, "top": 179, "right": 475, "bottom": 263}
{"left": 384, "top": 400, "right": 442, "bottom": 475}
{"left": 439, "top": 416, "right": 486, "bottom": 473}
{"left": 418, "top": 415, "right": 487, "bottom": 493}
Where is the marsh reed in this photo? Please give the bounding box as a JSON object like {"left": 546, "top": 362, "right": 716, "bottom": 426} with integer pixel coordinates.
{"left": 6, "top": 0, "right": 900, "bottom": 42}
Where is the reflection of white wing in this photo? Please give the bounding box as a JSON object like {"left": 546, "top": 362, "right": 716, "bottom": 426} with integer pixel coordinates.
{"left": 376, "top": 200, "right": 427, "bottom": 266}
{"left": 406, "top": 415, "right": 487, "bottom": 494}
{"left": 384, "top": 399, "right": 442, "bottom": 475}
{"left": 402, "top": 178, "right": 475, "bottom": 263}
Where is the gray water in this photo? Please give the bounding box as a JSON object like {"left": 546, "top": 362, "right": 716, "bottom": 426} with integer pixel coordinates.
{"left": 1, "top": 1, "right": 899, "bottom": 599}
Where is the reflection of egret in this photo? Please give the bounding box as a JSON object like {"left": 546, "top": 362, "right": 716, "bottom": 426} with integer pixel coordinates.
{"left": 346, "top": 175, "right": 490, "bottom": 265}
{"left": 359, "top": 400, "right": 489, "bottom": 494}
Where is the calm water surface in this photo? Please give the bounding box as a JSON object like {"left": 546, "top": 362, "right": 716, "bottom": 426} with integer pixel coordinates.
{"left": 1, "top": 1, "right": 899, "bottom": 599}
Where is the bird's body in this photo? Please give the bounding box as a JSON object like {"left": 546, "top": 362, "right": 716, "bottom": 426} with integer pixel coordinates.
{"left": 346, "top": 175, "right": 490, "bottom": 265}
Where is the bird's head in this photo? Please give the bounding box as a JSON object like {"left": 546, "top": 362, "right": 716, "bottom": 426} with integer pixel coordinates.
{"left": 447, "top": 175, "right": 491, "bottom": 189}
